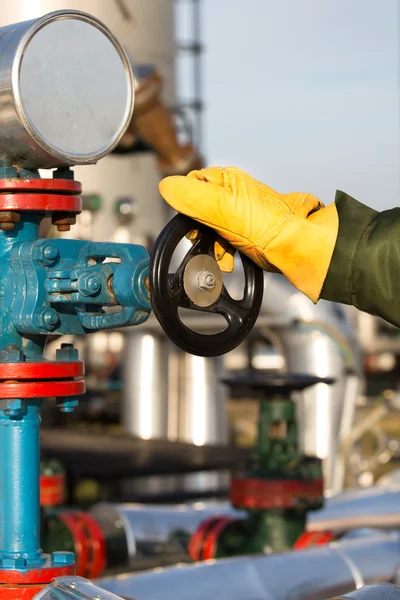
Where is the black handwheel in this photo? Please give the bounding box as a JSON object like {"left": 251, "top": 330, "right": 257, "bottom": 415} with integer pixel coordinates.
{"left": 149, "top": 214, "right": 264, "bottom": 357}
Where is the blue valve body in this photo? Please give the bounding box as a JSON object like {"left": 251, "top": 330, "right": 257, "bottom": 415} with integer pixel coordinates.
{"left": 0, "top": 199, "right": 152, "bottom": 574}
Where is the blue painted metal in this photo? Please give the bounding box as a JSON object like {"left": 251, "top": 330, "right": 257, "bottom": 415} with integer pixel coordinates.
{"left": 0, "top": 171, "right": 153, "bottom": 578}
{"left": 11, "top": 238, "right": 151, "bottom": 336}
{"left": 0, "top": 399, "right": 43, "bottom": 566}
{"left": 0, "top": 165, "right": 40, "bottom": 179}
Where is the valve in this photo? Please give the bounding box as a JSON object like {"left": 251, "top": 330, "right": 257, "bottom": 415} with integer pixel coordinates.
{"left": 149, "top": 214, "right": 264, "bottom": 357}
{"left": 188, "top": 373, "right": 335, "bottom": 560}
{"left": 0, "top": 9, "right": 139, "bottom": 599}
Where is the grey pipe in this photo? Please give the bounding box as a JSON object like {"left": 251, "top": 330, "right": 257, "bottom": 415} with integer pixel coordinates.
{"left": 90, "top": 484, "right": 400, "bottom": 568}
{"left": 90, "top": 501, "right": 244, "bottom": 567}
{"left": 96, "top": 531, "right": 400, "bottom": 600}
{"left": 309, "top": 485, "right": 400, "bottom": 532}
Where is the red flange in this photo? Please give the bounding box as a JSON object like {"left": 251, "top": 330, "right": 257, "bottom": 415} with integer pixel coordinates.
{"left": 58, "top": 512, "right": 88, "bottom": 577}
{"left": 58, "top": 511, "right": 107, "bottom": 579}
{"left": 188, "top": 517, "right": 236, "bottom": 562}
{"left": 0, "top": 380, "right": 85, "bottom": 399}
{"left": 0, "top": 562, "right": 74, "bottom": 583}
{"left": 188, "top": 517, "right": 222, "bottom": 562}
{"left": 0, "top": 557, "right": 74, "bottom": 600}
{"left": 0, "top": 361, "right": 84, "bottom": 380}
{"left": 0, "top": 178, "right": 82, "bottom": 213}
{"left": 40, "top": 474, "right": 65, "bottom": 507}
{"left": 201, "top": 517, "right": 235, "bottom": 561}
{"left": 0, "top": 180, "right": 81, "bottom": 193}
{"left": 230, "top": 477, "right": 324, "bottom": 509}
{"left": 0, "top": 584, "right": 45, "bottom": 599}
{"left": 293, "top": 530, "right": 334, "bottom": 549}
{"left": 73, "top": 512, "right": 107, "bottom": 579}
{"left": 0, "top": 194, "right": 82, "bottom": 213}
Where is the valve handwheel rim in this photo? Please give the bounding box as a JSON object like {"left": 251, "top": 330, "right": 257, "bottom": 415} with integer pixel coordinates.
{"left": 149, "top": 214, "right": 264, "bottom": 357}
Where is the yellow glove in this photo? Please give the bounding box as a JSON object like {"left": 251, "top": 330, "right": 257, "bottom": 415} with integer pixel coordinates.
{"left": 159, "top": 166, "right": 339, "bottom": 303}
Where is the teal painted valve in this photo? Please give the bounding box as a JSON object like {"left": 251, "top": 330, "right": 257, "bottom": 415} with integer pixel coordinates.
{"left": 0, "top": 166, "right": 152, "bottom": 598}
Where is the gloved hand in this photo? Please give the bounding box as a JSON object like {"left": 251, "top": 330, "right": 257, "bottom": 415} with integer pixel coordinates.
{"left": 159, "top": 166, "right": 339, "bottom": 303}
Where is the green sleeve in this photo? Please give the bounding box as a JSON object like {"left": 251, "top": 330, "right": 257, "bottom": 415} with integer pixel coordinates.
{"left": 320, "top": 191, "right": 400, "bottom": 327}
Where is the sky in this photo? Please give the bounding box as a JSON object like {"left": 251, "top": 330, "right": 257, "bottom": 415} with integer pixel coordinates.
{"left": 178, "top": 0, "right": 400, "bottom": 210}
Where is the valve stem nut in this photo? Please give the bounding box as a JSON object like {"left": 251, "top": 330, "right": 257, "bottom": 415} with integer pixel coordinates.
{"left": 197, "top": 271, "right": 217, "bottom": 291}
{"left": 78, "top": 274, "right": 101, "bottom": 296}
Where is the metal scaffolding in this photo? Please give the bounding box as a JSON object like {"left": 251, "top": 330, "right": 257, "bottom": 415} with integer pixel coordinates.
{"left": 174, "top": 0, "right": 204, "bottom": 152}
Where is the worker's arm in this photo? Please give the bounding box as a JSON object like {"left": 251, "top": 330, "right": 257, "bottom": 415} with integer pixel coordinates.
{"left": 159, "top": 167, "right": 400, "bottom": 328}
{"left": 321, "top": 192, "right": 400, "bottom": 327}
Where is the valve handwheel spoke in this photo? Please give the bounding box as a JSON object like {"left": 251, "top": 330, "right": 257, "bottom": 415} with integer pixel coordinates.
{"left": 188, "top": 227, "right": 216, "bottom": 256}
{"left": 214, "top": 287, "right": 248, "bottom": 329}
{"left": 150, "top": 214, "right": 264, "bottom": 357}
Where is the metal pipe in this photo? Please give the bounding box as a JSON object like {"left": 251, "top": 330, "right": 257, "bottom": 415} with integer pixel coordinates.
{"left": 89, "top": 484, "right": 400, "bottom": 565}
{"left": 175, "top": 352, "right": 228, "bottom": 446}
{"left": 330, "top": 583, "right": 400, "bottom": 600}
{"left": 0, "top": 399, "right": 42, "bottom": 561}
{"left": 96, "top": 531, "right": 400, "bottom": 599}
{"left": 308, "top": 485, "right": 400, "bottom": 532}
{"left": 90, "top": 501, "right": 244, "bottom": 567}
{"left": 122, "top": 331, "right": 169, "bottom": 439}
{"left": 334, "top": 373, "right": 363, "bottom": 491}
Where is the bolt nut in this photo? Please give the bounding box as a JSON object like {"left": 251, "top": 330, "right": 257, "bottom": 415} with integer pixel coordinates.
{"left": 33, "top": 244, "right": 59, "bottom": 266}
{"left": 51, "top": 551, "right": 75, "bottom": 565}
{"left": 43, "top": 309, "right": 59, "bottom": 327}
{"left": 57, "top": 397, "right": 79, "bottom": 413}
{"left": 0, "top": 345, "right": 25, "bottom": 363}
{"left": 35, "top": 308, "right": 59, "bottom": 332}
{"left": 197, "top": 271, "right": 217, "bottom": 291}
{"left": 1, "top": 556, "right": 27, "bottom": 568}
{"left": 52, "top": 213, "right": 76, "bottom": 232}
{"left": 205, "top": 274, "right": 216, "bottom": 287}
{"left": 0, "top": 211, "right": 20, "bottom": 232}
{"left": 78, "top": 274, "right": 101, "bottom": 297}
{"left": 43, "top": 244, "right": 59, "bottom": 262}
{"left": 56, "top": 344, "right": 79, "bottom": 362}
{"left": 87, "top": 276, "right": 100, "bottom": 292}
{"left": 4, "top": 399, "right": 25, "bottom": 418}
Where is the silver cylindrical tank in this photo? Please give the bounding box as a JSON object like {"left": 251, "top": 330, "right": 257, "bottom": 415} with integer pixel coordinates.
{"left": 0, "top": 9, "right": 133, "bottom": 169}
{"left": 172, "top": 352, "right": 228, "bottom": 446}
{"left": 122, "top": 331, "right": 169, "bottom": 439}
